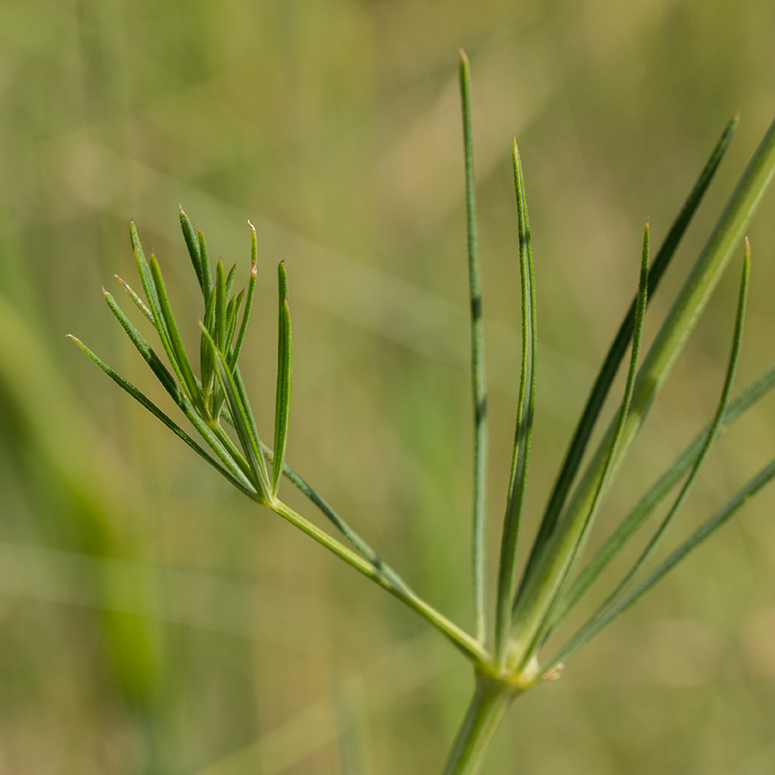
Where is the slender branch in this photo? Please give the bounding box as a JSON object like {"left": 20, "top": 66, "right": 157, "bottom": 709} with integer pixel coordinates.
{"left": 270, "top": 499, "right": 490, "bottom": 666}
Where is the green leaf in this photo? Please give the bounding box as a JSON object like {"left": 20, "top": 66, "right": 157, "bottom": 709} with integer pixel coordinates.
{"left": 200, "top": 324, "right": 272, "bottom": 503}
{"left": 494, "top": 138, "right": 537, "bottom": 665}
{"left": 555, "top": 244, "right": 754, "bottom": 625}
{"left": 230, "top": 221, "right": 258, "bottom": 367}
{"left": 272, "top": 261, "right": 293, "bottom": 495}
{"left": 149, "top": 255, "right": 203, "bottom": 411}
{"left": 224, "top": 289, "right": 244, "bottom": 355}
{"left": 520, "top": 113, "right": 740, "bottom": 598}
{"left": 103, "top": 290, "right": 180, "bottom": 403}
{"left": 179, "top": 206, "right": 204, "bottom": 295}
{"left": 215, "top": 259, "right": 227, "bottom": 350}
{"left": 115, "top": 275, "right": 154, "bottom": 325}
{"left": 197, "top": 225, "right": 214, "bottom": 308}
{"left": 68, "top": 335, "right": 254, "bottom": 497}
{"left": 459, "top": 48, "right": 488, "bottom": 645}
{"left": 510, "top": 223, "right": 650, "bottom": 669}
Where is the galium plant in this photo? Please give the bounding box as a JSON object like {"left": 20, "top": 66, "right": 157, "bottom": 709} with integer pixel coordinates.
{"left": 71, "top": 51, "right": 775, "bottom": 773}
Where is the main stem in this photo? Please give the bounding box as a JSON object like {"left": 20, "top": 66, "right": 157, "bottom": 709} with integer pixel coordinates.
{"left": 442, "top": 674, "right": 517, "bottom": 775}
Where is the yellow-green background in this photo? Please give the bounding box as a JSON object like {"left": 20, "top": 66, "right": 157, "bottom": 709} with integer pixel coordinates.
{"left": 1, "top": 1, "right": 775, "bottom": 773}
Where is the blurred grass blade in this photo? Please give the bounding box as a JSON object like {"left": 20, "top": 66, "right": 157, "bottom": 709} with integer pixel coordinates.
{"left": 550, "top": 450, "right": 775, "bottom": 668}
{"left": 180, "top": 207, "right": 204, "bottom": 295}
{"left": 272, "top": 261, "right": 293, "bottom": 495}
{"left": 552, "top": 243, "right": 750, "bottom": 630}
{"left": 201, "top": 325, "right": 272, "bottom": 502}
{"left": 511, "top": 224, "right": 649, "bottom": 665}
{"left": 520, "top": 113, "right": 740, "bottom": 596}
{"left": 459, "top": 48, "right": 489, "bottom": 645}
{"left": 116, "top": 275, "right": 154, "bottom": 325}
{"left": 495, "top": 138, "right": 537, "bottom": 665}
{"left": 149, "top": 255, "right": 203, "bottom": 411}
{"left": 231, "top": 221, "right": 258, "bottom": 366}
{"left": 68, "top": 336, "right": 254, "bottom": 497}
{"left": 198, "top": 226, "right": 214, "bottom": 307}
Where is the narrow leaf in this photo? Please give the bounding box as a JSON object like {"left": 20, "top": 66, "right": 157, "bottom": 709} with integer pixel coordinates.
{"left": 494, "top": 138, "right": 537, "bottom": 665}
{"left": 215, "top": 259, "right": 227, "bottom": 350}
{"left": 459, "top": 48, "right": 489, "bottom": 645}
{"left": 201, "top": 325, "right": 272, "bottom": 502}
{"left": 198, "top": 226, "right": 214, "bottom": 309}
{"left": 103, "top": 290, "right": 180, "bottom": 402}
{"left": 231, "top": 221, "right": 258, "bottom": 367}
{"left": 115, "top": 275, "right": 154, "bottom": 325}
{"left": 520, "top": 113, "right": 740, "bottom": 597}
{"left": 149, "top": 255, "right": 203, "bottom": 410}
{"left": 180, "top": 206, "right": 204, "bottom": 294}
{"left": 272, "top": 261, "right": 293, "bottom": 495}
{"left": 510, "top": 223, "right": 650, "bottom": 668}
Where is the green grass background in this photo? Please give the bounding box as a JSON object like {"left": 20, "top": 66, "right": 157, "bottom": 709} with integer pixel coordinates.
{"left": 1, "top": 1, "right": 775, "bottom": 773}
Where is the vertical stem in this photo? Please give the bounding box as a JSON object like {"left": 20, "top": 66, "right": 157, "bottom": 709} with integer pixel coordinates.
{"left": 459, "top": 49, "right": 489, "bottom": 645}
{"left": 442, "top": 674, "right": 515, "bottom": 775}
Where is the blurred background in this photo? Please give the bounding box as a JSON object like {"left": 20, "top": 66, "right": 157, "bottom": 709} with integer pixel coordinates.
{"left": 1, "top": 0, "right": 775, "bottom": 773}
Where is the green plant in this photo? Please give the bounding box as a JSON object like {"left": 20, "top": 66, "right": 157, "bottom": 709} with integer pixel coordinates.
{"left": 71, "top": 51, "right": 775, "bottom": 774}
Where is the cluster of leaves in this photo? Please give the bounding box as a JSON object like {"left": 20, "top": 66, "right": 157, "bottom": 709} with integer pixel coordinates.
{"left": 71, "top": 213, "right": 285, "bottom": 505}
{"left": 73, "top": 51, "right": 775, "bottom": 709}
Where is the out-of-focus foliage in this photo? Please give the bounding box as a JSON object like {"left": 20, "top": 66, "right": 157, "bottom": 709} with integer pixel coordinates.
{"left": 1, "top": 1, "right": 775, "bottom": 773}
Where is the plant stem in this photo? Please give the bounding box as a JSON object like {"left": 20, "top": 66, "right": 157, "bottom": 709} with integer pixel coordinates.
{"left": 442, "top": 674, "right": 516, "bottom": 775}
{"left": 269, "top": 499, "right": 490, "bottom": 665}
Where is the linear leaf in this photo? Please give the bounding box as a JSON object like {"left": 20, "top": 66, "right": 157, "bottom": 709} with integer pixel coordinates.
{"left": 180, "top": 206, "right": 204, "bottom": 295}
{"left": 197, "top": 226, "right": 214, "bottom": 309}
{"left": 149, "top": 255, "right": 203, "bottom": 411}
{"left": 103, "top": 290, "right": 180, "bottom": 402}
{"left": 510, "top": 224, "right": 650, "bottom": 668}
{"left": 115, "top": 275, "right": 154, "bottom": 325}
{"left": 459, "top": 48, "right": 489, "bottom": 645}
{"left": 272, "top": 261, "right": 293, "bottom": 495}
{"left": 225, "top": 290, "right": 244, "bottom": 354}
{"left": 554, "top": 239, "right": 750, "bottom": 625}
{"left": 231, "top": 221, "right": 258, "bottom": 367}
{"left": 215, "top": 259, "right": 227, "bottom": 350}
{"left": 520, "top": 113, "right": 740, "bottom": 597}
{"left": 495, "top": 138, "right": 537, "bottom": 665}
{"left": 201, "top": 325, "right": 272, "bottom": 503}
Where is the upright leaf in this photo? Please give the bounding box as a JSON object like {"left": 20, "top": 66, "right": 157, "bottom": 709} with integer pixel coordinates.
{"left": 494, "top": 138, "right": 537, "bottom": 666}
{"left": 272, "top": 261, "right": 293, "bottom": 495}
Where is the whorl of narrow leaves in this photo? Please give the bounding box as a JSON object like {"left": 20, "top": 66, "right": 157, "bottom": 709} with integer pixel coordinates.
{"left": 72, "top": 56, "right": 775, "bottom": 744}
